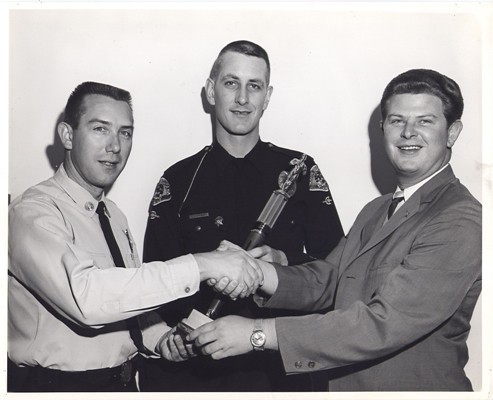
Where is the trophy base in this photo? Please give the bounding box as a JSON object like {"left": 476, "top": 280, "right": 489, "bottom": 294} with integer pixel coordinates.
{"left": 176, "top": 309, "right": 212, "bottom": 336}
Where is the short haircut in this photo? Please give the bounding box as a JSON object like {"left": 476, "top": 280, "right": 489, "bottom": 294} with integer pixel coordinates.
{"left": 209, "top": 40, "right": 271, "bottom": 84}
{"left": 380, "top": 69, "right": 464, "bottom": 127}
{"left": 63, "top": 81, "right": 133, "bottom": 129}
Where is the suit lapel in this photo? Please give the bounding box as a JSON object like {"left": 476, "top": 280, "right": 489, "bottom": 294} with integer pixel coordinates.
{"left": 337, "top": 196, "right": 390, "bottom": 276}
{"left": 359, "top": 201, "right": 388, "bottom": 250}
{"left": 358, "top": 194, "right": 421, "bottom": 256}
{"left": 341, "top": 166, "right": 457, "bottom": 271}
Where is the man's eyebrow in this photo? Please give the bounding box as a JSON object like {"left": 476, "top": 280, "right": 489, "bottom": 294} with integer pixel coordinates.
{"left": 87, "top": 118, "right": 111, "bottom": 125}
{"left": 387, "top": 113, "right": 438, "bottom": 118}
{"left": 220, "top": 74, "right": 265, "bottom": 84}
{"left": 417, "top": 113, "right": 438, "bottom": 118}
{"left": 87, "top": 119, "right": 134, "bottom": 129}
{"left": 248, "top": 78, "right": 265, "bottom": 85}
{"left": 221, "top": 73, "right": 239, "bottom": 80}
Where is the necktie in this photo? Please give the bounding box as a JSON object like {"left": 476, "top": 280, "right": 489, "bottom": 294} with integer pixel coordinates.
{"left": 96, "top": 202, "right": 125, "bottom": 267}
{"left": 387, "top": 192, "right": 404, "bottom": 219}
{"left": 96, "top": 202, "right": 147, "bottom": 354}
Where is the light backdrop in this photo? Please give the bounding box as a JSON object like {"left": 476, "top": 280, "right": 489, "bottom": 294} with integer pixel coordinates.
{"left": 7, "top": 3, "right": 490, "bottom": 394}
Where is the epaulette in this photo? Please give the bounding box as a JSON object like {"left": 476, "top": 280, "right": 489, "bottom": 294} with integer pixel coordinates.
{"left": 165, "top": 145, "right": 212, "bottom": 175}
{"left": 182, "top": 145, "right": 212, "bottom": 162}
{"left": 266, "top": 142, "right": 314, "bottom": 164}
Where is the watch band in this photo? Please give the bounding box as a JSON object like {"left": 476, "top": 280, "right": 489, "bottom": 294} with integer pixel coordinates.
{"left": 254, "top": 318, "right": 263, "bottom": 331}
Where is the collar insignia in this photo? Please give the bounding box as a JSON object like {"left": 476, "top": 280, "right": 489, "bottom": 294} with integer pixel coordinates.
{"left": 214, "top": 216, "right": 224, "bottom": 227}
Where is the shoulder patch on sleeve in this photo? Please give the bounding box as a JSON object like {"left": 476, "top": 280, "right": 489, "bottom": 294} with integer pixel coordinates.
{"left": 309, "top": 165, "right": 329, "bottom": 192}
{"left": 152, "top": 176, "right": 172, "bottom": 206}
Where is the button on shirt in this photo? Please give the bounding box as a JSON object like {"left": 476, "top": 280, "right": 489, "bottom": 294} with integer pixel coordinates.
{"left": 8, "top": 164, "right": 200, "bottom": 371}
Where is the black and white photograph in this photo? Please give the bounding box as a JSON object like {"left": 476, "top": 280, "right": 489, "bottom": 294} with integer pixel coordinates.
{"left": 3, "top": 2, "right": 491, "bottom": 399}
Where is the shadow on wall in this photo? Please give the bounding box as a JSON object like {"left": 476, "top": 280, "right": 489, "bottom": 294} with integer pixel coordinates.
{"left": 45, "top": 111, "right": 117, "bottom": 194}
{"left": 44, "top": 101, "right": 397, "bottom": 196}
{"left": 43, "top": 90, "right": 217, "bottom": 189}
{"left": 46, "top": 112, "right": 65, "bottom": 173}
{"left": 368, "top": 105, "right": 397, "bottom": 195}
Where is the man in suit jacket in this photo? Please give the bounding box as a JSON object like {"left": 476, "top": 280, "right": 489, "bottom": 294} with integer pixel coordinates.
{"left": 189, "top": 69, "right": 482, "bottom": 391}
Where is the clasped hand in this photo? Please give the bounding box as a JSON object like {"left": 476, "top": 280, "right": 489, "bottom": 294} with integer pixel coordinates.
{"left": 195, "top": 241, "right": 264, "bottom": 300}
{"left": 156, "top": 326, "right": 196, "bottom": 362}
{"left": 204, "top": 240, "right": 285, "bottom": 298}
{"left": 158, "top": 316, "right": 253, "bottom": 362}
{"left": 187, "top": 315, "right": 254, "bottom": 360}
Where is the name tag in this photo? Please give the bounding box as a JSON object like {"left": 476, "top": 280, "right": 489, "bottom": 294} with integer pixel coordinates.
{"left": 189, "top": 213, "right": 210, "bottom": 219}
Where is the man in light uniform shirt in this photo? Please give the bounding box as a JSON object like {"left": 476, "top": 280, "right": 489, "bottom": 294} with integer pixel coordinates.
{"left": 8, "top": 81, "right": 261, "bottom": 392}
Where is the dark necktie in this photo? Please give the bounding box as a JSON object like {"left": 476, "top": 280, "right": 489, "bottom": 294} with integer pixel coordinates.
{"left": 387, "top": 192, "right": 404, "bottom": 219}
{"left": 96, "top": 202, "right": 125, "bottom": 267}
{"left": 96, "top": 201, "right": 147, "bottom": 354}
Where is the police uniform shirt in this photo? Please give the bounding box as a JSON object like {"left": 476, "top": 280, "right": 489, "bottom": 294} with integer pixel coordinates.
{"left": 8, "top": 164, "right": 200, "bottom": 371}
{"left": 144, "top": 140, "right": 344, "bottom": 320}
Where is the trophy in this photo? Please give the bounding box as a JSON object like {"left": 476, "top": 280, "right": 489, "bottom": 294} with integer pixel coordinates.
{"left": 178, "top": 154, "right": 308, "bottom": 333}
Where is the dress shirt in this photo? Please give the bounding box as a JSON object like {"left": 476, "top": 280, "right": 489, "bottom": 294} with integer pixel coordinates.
{"left": 390, "top": 163, "right": 450, "bottom": 217}
{"left": 8, "top": 164, "right": 200, "bottom": 371}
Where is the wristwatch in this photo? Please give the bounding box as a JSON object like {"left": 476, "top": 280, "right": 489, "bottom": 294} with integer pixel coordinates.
{"left": 250, "top": 319, "right": 266, "bottom": 351}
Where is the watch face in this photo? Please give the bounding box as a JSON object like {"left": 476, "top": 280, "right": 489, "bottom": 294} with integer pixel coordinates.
{"left": 251, "top": 331, "right": 266, "bottom": 347}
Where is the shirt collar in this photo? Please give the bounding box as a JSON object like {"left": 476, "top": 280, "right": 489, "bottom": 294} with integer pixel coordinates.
{"left": 210, "top": 139, "right": 266, "bottom": 172}
{"left": 53, "top": 163, "right": 105, "bottom": 216}
{"left": 394, "top": 163, "right": 450, "bottom": 201}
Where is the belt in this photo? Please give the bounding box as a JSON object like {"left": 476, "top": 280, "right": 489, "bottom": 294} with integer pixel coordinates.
{"left": 29, "top": 358, "right": 137, "bottom": 385}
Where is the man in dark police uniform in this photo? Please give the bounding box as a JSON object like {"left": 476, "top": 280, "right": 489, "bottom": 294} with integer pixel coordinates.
{"left": 140, "top": 40, "right": 344, "bottom": 392}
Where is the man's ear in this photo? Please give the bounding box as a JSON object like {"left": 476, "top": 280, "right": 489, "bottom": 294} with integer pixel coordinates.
{"left": 205, "top": 78, "right": 215, "bottom": 106}
{"left": 262, "top": 86, "right": 273, "bottom": 111}
{"left": 57, "top": 122, "right": 73, "bottom": 150}
{"left": 447, "top": 120, "right": 463, "bottom": 148}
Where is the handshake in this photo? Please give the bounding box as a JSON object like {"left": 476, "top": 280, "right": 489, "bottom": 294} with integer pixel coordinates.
{"left": 195, "top": 240, "right": 264, "bottom": 300}
{"left": 156, "top": 240, "right": 284, "bottom": 362}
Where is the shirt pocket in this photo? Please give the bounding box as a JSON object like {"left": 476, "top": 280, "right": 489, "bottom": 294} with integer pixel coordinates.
{"left": 180, "top": 210, "right": 224, "bottom": 253}
{"left": 81, "top": 244, "right": 138, "bottom": 270}
{"left": 119, "top": 230, "right": 139, "bottom": 268}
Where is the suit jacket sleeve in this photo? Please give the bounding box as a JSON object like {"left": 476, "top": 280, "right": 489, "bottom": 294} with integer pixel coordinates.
{"left": 267, "top": 199, "right": 481, "bottom": 374}
{"left": 261, "top": 236, "right": 346, "bottom": 311}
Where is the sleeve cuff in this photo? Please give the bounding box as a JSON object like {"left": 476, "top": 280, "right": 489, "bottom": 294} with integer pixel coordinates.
{"left": 139, "top": 311, "right": 171, "bottom": 358}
